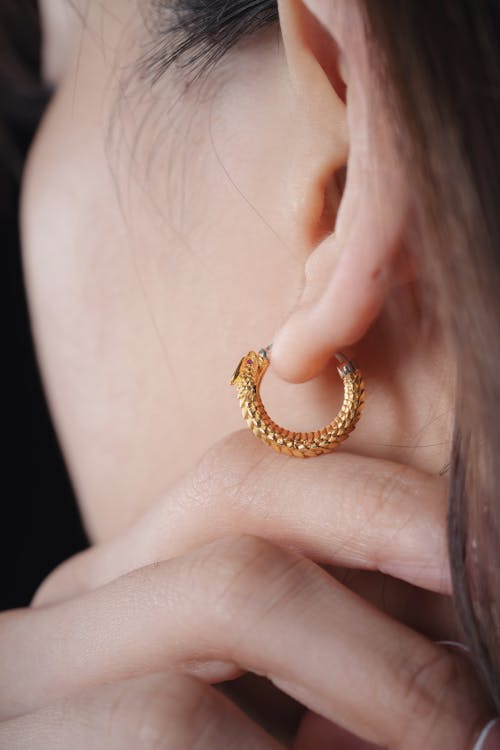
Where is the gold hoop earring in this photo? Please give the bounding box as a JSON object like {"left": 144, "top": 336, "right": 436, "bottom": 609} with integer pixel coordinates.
{"left": 230, "top": 346, "right": 365, "bottom": 458}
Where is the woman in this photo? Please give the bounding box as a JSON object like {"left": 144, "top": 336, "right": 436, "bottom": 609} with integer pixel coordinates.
{"left": 1, "top": 0, "right": 499, "bottom": 747}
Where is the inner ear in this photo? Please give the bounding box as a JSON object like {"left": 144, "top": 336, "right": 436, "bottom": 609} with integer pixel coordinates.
{"left": 317, "top": 164, "right": 348, "bottom": 241}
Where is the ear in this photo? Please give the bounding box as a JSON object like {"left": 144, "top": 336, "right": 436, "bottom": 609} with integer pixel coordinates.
{"left": 278, "top": 0, "right": 349, "bottom": 253}
{"left": 272, "top": 0, "right": 411, "bottom": 383}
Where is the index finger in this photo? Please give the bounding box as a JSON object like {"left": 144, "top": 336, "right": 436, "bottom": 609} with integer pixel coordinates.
{"left": 34, "top": 430, "right": 451, "bottom": 606}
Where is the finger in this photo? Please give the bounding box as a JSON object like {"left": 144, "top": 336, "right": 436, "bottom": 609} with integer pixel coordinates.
{"left": 294, "top": 711, "right": 384, "bottom": 749}
{"left": 0, "top": 671, "right": 285, "bottom": 750}
{"left": 2, "top": 534, "right": 492, "bottom": 749}
{"left": 323, "top": 567, "right": 459, "bottom": 642}
{"left": 34, "top": 430, "right": 450, "bottom": 607}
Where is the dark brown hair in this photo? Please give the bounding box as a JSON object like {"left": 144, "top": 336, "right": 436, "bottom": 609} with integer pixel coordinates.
{"left": 360, "top": 0, "right": 500, "bottom": 710}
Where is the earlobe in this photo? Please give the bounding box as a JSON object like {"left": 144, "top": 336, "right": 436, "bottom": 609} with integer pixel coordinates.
{"left": 270, "top": 193, "right": 406, "bottom": 383}
{"left": 272, "top": 0, "right": 410, "bottom": 383}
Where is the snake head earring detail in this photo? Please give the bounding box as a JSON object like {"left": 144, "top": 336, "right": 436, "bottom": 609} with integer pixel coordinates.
{"left": 230, "top": 347, "right": 365, "bottom": 458}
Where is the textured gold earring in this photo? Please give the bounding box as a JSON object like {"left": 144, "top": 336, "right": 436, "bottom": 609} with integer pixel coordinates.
{"left": 230, "top": 346, "right": 365, "bottom": 457}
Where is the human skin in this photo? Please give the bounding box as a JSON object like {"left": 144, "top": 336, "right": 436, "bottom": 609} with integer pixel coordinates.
{"left": 22, "top": 0, "right": 453, "bottom": 540}
{"left": 2, "top": 0, "right": 497, "bottom": 747}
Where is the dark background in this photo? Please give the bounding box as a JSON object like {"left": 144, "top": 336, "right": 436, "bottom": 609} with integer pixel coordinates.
{"left": 2, "top": 1, "right": 88, "bottom": 612}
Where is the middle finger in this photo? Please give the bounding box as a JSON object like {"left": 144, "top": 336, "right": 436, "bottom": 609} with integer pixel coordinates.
{"left": 2, "top": 535, "right": 490, "bottom": 749}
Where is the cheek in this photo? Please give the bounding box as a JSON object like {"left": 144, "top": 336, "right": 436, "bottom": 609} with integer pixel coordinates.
{"left": 21, "top": 27, "right": 304, "bottom": 541}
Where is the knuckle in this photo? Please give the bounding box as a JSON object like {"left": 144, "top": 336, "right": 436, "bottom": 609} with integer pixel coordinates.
{"left": 402, "top": 648, "right": 458, "bottom": 715}
{"left": 191, "top": 534, "right": 314, "bottom": 635}
{"left": 188, "top": 431, "right": 272, "bottom": 511}
{"left": 364, "top": 463, "right": 414, "bottom": 517}
{"left": 365, "top": 462, "right": 445, "bottom": 524}
{"left": 396, "top": 646, "right": 465, "bottom": 744}
{"left": 361, "top": 464, "right": 443, "bottom": 554}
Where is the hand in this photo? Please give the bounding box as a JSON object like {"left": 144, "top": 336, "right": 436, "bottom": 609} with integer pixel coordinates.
{"left": 0, "top": 432, "right": 495, "bottom": 749}
{"left": 32, "top": 430, "right": 452, "bottom": 604}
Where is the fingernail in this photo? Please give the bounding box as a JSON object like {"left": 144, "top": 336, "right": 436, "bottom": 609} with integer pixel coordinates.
{"left": 473, "top": 718, "right": 500, "bottom": 750}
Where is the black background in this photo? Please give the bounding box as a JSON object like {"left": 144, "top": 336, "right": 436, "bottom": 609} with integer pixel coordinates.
{"left": 2, "top": 1, "right": 88, "bottom": 612}
{"left": 4, "top": 192, "right": 88, "bottom": 611}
